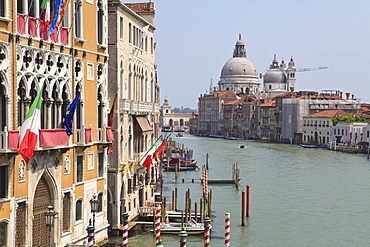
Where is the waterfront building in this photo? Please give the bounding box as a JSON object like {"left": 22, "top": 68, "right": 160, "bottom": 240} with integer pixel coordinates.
{"left": 274, "top": 91, "right": 361, "bottom": 143}
{"left": 197, "top": 91, "right": 237, "bottom": 135}
{"left": 0, "top": 0, "right": 110, "bottom": 245}
{"left": 302, "top": 110, "right": 350, "bottom": 145}
{"left": 160, "top": 97, "right": 192, "bottom": 132}
{"left": 257, "top": 99, "right": 276, "bottom": 140}
{"left": 331, "top": 122, "right": 368, "bottom": 145}
{"left": 231, "top": 95, "right": 258, "bottom": 138}
{"left": 107, "top": 0, "right": 160, "bottom": 232}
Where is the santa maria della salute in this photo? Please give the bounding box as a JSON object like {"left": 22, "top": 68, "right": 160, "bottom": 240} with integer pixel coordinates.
{"left": 192, "top": 35, "right": 364, "bottom": 145}
{"left": 213, "top": 34, "right": 296, "bottom": 98}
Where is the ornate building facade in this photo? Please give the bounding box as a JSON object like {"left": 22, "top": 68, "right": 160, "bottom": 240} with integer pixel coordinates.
{"left": 107, "top": 1, "right": 161, "bottom": 231}
{"left": 0, "top": 0, "right": 110, "bottom": 245}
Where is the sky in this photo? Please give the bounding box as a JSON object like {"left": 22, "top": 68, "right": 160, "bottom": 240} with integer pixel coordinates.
{"left": 127, "top": 0, "right": 370, "bottom": 109}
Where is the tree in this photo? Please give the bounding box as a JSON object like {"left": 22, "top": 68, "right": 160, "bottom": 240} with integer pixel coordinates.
{"left": 332, "top": 115, "right": 366, "bottom": 125}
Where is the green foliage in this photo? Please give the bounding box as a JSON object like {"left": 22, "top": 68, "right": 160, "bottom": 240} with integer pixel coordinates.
{"left": 332, "top": 115, "right": 366, "bottom": 125}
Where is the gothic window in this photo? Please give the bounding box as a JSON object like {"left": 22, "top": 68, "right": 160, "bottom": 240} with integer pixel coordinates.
{"left": 75, "top": 86, "right": 82, "bottom": 129}
{"left": 62, "top": 192, "right": 71, "bottom": 232}
{"left": 75, "top": 199, "right": 83, "bottom": 221}
{"left": 74, "top": 0, "right": 82, "bottom": 38}
{"left": 97, "top": 86, "right": 103, "bottom": 128}
{"left": 61, "top": 85, "right": 68, "bottom": 116}
{"left": 51, "top": 83, "right": 58, "bottom": 128}
{"left": 17, "top": 80, "right": 26, "bottom": 127}
{"left": 97, "top": 0, "right": 104, "bottom": 44}
{"left": 0, "top": 82, "right": 6, "bottom": 131}
{"left": 41, "top": 82, "right": 48, "bottom": 129}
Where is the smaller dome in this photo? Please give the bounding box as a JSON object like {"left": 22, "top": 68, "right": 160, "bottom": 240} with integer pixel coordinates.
{"left": 236, "top": 39, "right": 244, "bottom": 46}
{"left": 264, "top": 68, "right": 286, "bottom": 84}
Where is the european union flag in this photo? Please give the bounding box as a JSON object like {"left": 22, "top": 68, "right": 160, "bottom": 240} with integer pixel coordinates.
{"left": 62, "top": 92, "right": 80, "bottom": 135}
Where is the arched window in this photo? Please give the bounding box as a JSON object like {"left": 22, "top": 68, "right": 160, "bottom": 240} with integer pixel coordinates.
{"left": 51, "top": 83, "right": 58, "bottom": 128}
{"left": 0, "top": 82, "right": 6, "bottom": 130}
{"left": 76, "top": 85, "right": 82, "bottom": 129}
{"left": 97, "top": 86, "right": 103, "bottom": 128}
{"left": 17, "top": 80, "right": 27, "bottom": 127}
{"left": 98, "top": 192, "right": 103, "bottom": 212}
{"left": 76, "top": 199, "right": 83, "bottom": 221}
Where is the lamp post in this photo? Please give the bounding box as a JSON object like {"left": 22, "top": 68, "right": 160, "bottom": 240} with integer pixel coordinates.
{"left": 90, "top": 193, "right": 99, "bottom": 227}
{"left": 45, "top": 205, "right": 56, "bottom": 247}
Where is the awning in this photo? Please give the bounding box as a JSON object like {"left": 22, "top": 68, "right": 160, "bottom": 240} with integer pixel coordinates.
{"left": 134, "top": 116, "right": 153, "bottom": 132}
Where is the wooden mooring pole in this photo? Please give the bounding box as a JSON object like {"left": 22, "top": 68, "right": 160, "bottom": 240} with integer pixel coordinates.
{"left": 241, "top": 190, "right": 246, "bottom": 226}
{"left": 246, "top": 185, "right": 250, "bottom": 217}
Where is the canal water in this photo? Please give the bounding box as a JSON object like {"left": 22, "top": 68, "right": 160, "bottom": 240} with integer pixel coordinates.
{"left": 127, "top": 134, "right": 370, "bottom": 247}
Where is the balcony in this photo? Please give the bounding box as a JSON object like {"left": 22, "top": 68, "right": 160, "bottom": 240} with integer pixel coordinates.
{"left": 0, "top": 128, "right": 70, "bottom": 153}
{"left": 0, "top": 126, "right": 113, "bottom": 153}
{"left": 17, "top": 14, "right": 69, "bottom": 45}
{"left": 119, "top": 99, "right": 160, "bottom": 115}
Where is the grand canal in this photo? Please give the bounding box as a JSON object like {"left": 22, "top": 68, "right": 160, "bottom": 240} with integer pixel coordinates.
{"left": 127, "top": 134, "right": 370, "bottom": 246}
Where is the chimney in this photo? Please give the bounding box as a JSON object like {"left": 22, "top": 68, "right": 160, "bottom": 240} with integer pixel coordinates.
{"left": 352, "top": 94, "right": 354, "bottom": 100}
{"left": 345, "top": 93, "right": 350, "bottom": 100}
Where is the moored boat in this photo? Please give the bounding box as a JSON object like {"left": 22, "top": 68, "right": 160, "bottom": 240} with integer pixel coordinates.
{"left": 151, "top": 220, "right": 205, "bottom": 235}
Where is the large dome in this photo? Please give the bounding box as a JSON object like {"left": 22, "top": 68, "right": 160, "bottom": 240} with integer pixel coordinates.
{"left": 221, "top": 57, "right": 258, "bottom": 78}
{"left": 264, "top": 68, "right": 286, "bottom": 84}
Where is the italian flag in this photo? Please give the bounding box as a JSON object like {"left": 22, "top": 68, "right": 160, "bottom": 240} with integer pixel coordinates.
{"left": 17, "top": 89, "right": 43, "bottom": 164}
{"left": 141, "top": 140, "right": 159, "bottom": 171}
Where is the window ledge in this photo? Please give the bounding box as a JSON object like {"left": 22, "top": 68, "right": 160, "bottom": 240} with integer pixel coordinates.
{"left": 0, "top": 198, "right": 10, "bottom": 203}
{"left": 98, "top": 44, "right": 107, "bottom": 50}
{"left": 76, "top": 37, "right": 86, "bottom": 43}
{"left": 0, "top": 17, "right": 12, "bottom": 23}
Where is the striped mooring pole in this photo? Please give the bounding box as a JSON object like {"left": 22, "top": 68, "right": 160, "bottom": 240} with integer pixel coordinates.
{"left": 224, "top": 213, "right": 230, "bottom": 247}
{"left": 203, "top": 215, "right": 211, "bottom": 247}
{"left": 179, "top": 229, "right": 188, "bottom": 247}
{"left": 122, "top": 211, "right": 129, "bottom": 247}
{"left": 86, "top": 219, "right": 95, "bottom": 247}
{"left": 155, "top": 204, "right": 162, "bottom": 246}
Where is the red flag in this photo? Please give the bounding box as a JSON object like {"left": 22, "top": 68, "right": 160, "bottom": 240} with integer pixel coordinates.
{"left": 108, "top": 94, "right": 117, "bottom": 127}
{"left": 143, "top": 155, "right": 153, "bottom": 171}
{"left": 107, "top": 94, "right": 117, "bottom": 154}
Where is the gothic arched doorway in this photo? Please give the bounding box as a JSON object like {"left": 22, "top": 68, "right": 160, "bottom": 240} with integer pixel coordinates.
{"left": 32, "top": 176, "right": 53, "bottom": 246}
